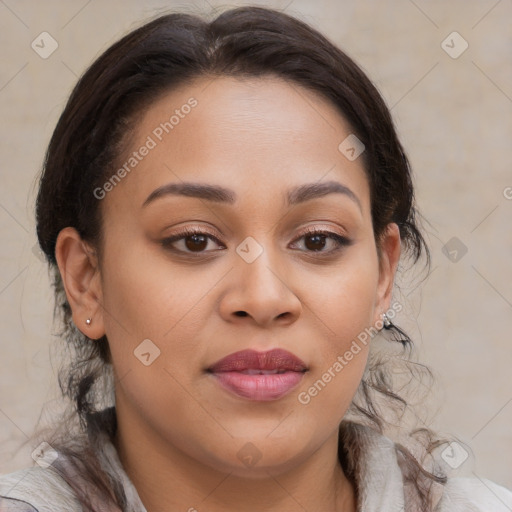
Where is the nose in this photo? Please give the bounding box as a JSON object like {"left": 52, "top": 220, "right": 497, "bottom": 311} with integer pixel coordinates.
{"left": 218, "top": 247, "right": 302, "bottom": 328}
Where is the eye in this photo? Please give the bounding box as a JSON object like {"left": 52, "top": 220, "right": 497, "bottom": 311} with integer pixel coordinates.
{"left": 161, "top": 226, "right": 352, "bottom": 256}
{"left": 161, "top": 227, "right": 225, "bottom": 254}
{"left": 289, "top": 227, "right": 351, "bottom": 254}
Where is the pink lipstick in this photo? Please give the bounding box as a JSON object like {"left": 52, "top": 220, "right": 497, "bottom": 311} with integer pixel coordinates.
{"left": 207, "top": 348, "right": 307, "bottom": 401}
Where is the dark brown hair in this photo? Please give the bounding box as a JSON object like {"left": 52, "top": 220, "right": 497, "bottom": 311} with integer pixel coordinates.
{"left": 29, "top": 5, "right": 457, "bottom": 511}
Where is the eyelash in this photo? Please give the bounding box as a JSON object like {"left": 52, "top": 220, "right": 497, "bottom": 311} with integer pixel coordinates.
{"left": 161, "top": 226, "right": 352, "bottom": 257}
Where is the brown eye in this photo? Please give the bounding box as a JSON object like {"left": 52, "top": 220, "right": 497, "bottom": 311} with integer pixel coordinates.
{"left": 161, "top": 227, "right": 351, "bottom": 257}
{"left": 161, "top": 228, "right": 225, "bottom": 254}
{"left": 290, "top": 229, "right": 351, "bottom": 254}
{"left": 183, "top": 233, "right": 209, "bottom": 252}
{"left": 304, "top": 233, "right": 328, "bottom": 251}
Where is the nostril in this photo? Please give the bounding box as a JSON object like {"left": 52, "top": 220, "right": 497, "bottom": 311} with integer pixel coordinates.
{"left": 235, "top": 311, "right": 248, "bottom": 317}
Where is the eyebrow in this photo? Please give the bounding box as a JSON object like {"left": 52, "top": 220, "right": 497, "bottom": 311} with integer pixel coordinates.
{"left": 142, "top": 180, "right": 362, "bottom": 212}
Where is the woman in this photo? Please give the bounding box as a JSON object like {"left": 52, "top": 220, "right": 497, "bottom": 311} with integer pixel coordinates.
{"left": 1, "top": 5, "right": 510, "bottom": 511}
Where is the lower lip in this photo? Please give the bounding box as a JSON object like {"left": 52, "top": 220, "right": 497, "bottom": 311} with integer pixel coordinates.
{"left": 210, "top": 371, "right": 305, "bottom": 401}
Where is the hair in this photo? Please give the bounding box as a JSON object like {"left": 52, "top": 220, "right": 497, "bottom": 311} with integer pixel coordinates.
{"left": 26, "top": 4, "right": 460, "bottom": 511}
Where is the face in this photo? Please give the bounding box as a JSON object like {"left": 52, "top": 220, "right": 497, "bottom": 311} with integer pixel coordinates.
{"left": 57, "top": 75, "right": 400, "bottom": 477}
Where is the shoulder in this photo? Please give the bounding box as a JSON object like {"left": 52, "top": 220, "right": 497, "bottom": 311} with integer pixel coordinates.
{"left": 0, "top": 465, "right": 83, "bottom": 512}
{"left": 437, "top": 475, "right": 512, "bottom": 511}
{"left": 340, "top": 422, "right": 512, "bottom": 512}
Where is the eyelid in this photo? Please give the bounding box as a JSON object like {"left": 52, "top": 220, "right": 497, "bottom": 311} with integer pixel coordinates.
{"left": 293, "top": 224, "right": 349, "bottom": 240}
{"left": 161, "top": 226, "right": 224, "bottom": 250}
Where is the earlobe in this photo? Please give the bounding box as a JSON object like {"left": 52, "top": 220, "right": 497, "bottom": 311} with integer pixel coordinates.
{"left": 374, "top": 223, "right": 401, "bottom": 323}
{"left": 54, "top": 227, "right": 105, "bottom": 340}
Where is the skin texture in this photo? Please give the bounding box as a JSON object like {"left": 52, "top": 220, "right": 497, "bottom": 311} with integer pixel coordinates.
{"left": 55, "top": 75, "right": 401, "bottom": 512}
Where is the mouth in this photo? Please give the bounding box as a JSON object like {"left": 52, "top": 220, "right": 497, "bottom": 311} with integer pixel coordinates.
{"left": 206, "top": 348, "right": 308, "bottom": 401}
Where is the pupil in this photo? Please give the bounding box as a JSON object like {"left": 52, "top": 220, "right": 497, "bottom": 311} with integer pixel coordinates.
{"left": 186, "top": 234, "right": 207, "bottom": 251}
{"left": 306, "top": 234, "right": 326, "bottom": 251}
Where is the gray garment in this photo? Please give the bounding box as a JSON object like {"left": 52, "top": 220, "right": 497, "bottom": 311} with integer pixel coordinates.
{"left": 1, "top": 410, "right": 511, "bottom": 511}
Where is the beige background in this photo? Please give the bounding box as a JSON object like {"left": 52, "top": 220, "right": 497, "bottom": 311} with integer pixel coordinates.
{"left": 0, "top": 0, "right": 511, "bottom": 490}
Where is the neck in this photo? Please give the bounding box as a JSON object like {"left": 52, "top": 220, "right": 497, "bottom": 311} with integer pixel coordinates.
{"left": 114, "top": 409, "right": 357, "bottom": 512}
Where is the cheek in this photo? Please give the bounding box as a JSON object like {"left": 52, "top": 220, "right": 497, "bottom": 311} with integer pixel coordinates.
{"left": 100, "top": 242, "right": 194, "bottom": 335}
{"left": 309, "top": 252, "right": 380, "bottom": 347}
{"left": 99, "top": 242, "right": 220, "bottom": 382}
{"left": 99, "top": 245, "right": 213, "bottom": 436}
{"left": 290, "top": 249, "right": 379, "bottom": 417}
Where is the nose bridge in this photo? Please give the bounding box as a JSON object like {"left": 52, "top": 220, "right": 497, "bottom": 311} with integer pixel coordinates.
{"left": 220, "top": 234, "right": 302, "bottom": 326}
{"left": 237, "top": 234, "right": 286, "bottom": 296}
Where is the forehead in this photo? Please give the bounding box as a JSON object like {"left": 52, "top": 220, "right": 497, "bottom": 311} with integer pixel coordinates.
{"left": 104, "top": 75, "right": 370, "bottom": 215}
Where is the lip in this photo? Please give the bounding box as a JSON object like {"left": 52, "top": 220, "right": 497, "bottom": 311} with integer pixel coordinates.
{"left": 207, "top": 349, "right": 308, "bottom": 401}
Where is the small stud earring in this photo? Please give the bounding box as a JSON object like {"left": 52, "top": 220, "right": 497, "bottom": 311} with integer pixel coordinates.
{"left": 382, "top": 313, "right": 392, "bottom": 330}
{"left": 86, "top": 318, "right": 92, "bottom": 325}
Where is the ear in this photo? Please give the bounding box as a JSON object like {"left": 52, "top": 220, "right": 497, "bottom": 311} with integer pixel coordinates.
{"left": 55, "top": 227, "right": 105, "bottom": 340}
{"left": 373, "top": 222, "right": 401, "bottom": 325}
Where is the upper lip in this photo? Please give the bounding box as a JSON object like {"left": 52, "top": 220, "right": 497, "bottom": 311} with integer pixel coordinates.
{"left": 207, "top": 348, "right": 308, "bottom": 373}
